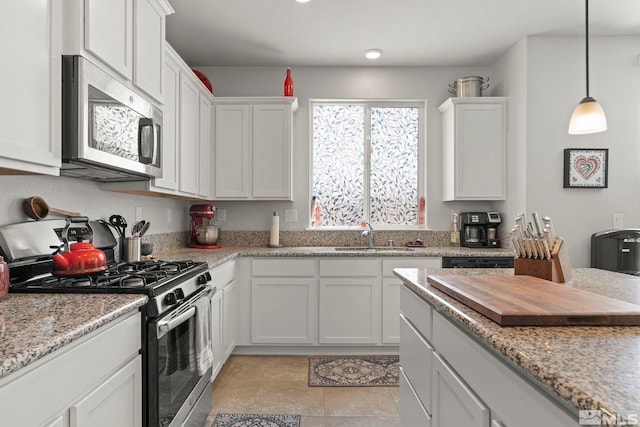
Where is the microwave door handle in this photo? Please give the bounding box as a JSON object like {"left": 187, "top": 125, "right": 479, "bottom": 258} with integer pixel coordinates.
{"left": 157, "top": 306, "right": 196, "bottom": 339}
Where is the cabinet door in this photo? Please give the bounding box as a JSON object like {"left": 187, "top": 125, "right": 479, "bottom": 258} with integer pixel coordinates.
{"left": 210, "top": 289, "right": 223, "bottom": 380}
{"left": 133, "top": 0, "right": 165, "bottom": 101}
{"left": 382, "top": 278, "right": 401, "bottom": 343}
{"left": 0, "top": 0, "right": 61, "bottom": 175}
{"left": 318, "top": 278, "right": 381, "bottom": 344}
{"left": 214, "top": 105, "right": 250, "bottom": 198}
{"left": 70, "top": 356, "right": 142, "bottom": 427}
{"left": 178, "top": 73, "right": 200, "bottom": 195}
{"left": 252, "top": 104, "right": 292, "bottom": 199}
{"left": 84, "top": 0, "right": 133, "bottom": 79}
{"left": 440, "top": 98, "right": 506, "bottom": 201}
{"left": 152, "top": 44, "right": 180, "bottom": 191}
{"left": 251, "top": 278, "right": 315, "bottom": 344}
{"left": 198, "top": 93, "right": 213, "bottom": 198}
{"left": 399, "top": 368, "right": 432, "bottom": 427}
{"left": 432, "top": 353, "right": 490, "bottom": 427}
{"left": 222, "top": 280, "right": 237, "bottom": 361}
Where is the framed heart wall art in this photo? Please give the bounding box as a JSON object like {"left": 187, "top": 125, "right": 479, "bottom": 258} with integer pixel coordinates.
{"left": 563, "top": 148, "right": 608, "bottom": 188}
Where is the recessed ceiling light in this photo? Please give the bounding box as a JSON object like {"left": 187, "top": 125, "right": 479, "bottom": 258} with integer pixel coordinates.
{"left": 295, "top": 0, "right": 312, "bottom": 3}
{"left": 364, "top": 49, "right": 383, "bottom": 60}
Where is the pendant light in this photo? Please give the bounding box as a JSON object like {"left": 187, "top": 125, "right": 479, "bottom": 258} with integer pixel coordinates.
{"left": 568, "top": 0, "right": 607, "bottom": 135}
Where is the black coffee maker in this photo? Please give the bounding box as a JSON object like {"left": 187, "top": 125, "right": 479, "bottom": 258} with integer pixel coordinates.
{"left": 460, "top": 212, "right": 502, "bottom": 248}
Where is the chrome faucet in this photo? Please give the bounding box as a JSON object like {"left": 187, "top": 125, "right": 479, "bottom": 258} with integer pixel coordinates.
{"left": 362, "top": 222, "right": 375, "bottom": 248}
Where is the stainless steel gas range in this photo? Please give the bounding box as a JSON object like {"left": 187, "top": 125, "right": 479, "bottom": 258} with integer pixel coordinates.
{"left": 0, "top": 218, "right": 213, "bottom": 427}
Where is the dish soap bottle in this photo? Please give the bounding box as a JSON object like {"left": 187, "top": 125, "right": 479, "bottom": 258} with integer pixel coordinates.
{"left": 310, "top": 196, "right": 321, "bottom": 228}
{"left": 450, "top": 210, "right": 460, "bottom": 247}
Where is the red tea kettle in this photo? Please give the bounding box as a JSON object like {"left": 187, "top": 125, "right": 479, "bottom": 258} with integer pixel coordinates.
{"left": 51, "top": 217, "right": 107, "bottom": 276}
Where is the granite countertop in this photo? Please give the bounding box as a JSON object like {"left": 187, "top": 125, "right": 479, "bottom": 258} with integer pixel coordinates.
{"left": 394, "top": 267, "right": 640, "bottom": 421}
{"left": 0, "top": 293, "right": 147, "bottom": 380}
{"left": 152, "top": 245, "right": 514, "bottom": 268}
{"left": 0, "top": 245, "right": 511, "bottom": 382}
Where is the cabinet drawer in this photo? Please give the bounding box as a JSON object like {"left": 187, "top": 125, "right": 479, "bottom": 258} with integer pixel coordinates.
{"left": 319, "top": 258, "right": 378, "bottom": 277}
{"left": 211, "top": 260, "right": 236, "bottom": 287}
{"left": 400, "top": 285, "right": 432, "bottom": 341}
{"left": 382, "top": 257, "right": 441, "bottom": 276}
{"left": 252, "top": 258, "right": 315, "bottom": 276}
{"left": 400, "top": 315, "right": 433, "bottom": 414}
{"left": 399, "top": 367, "right": 432, "bottom": 427}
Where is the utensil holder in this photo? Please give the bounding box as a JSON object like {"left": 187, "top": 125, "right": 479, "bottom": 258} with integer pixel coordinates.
{"left": 120, "top": 237, "right": 141, "bottom": 262}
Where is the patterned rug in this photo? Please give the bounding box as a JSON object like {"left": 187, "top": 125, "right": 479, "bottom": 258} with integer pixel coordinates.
{"left": 308, "top": 355, "right": 399, "bottom": 386}
{"left": 212, "top": 413, "right": 300, "bottom": 427}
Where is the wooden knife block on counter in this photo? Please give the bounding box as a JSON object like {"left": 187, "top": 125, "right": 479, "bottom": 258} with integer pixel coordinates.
{"left": 514, "top": 243, "right": 572, "bottom": 283}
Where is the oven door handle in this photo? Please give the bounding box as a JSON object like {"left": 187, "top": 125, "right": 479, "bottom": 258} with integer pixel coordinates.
{"left": 157, "top": 306, "right": 196, "bottom": 339}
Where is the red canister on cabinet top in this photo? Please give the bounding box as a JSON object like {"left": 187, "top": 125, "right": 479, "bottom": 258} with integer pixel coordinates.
{"left": 0, "top": 256, "right": 8, "bottom": 300}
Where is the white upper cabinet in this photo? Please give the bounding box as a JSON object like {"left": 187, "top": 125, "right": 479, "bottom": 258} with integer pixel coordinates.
{"left": 63, "top": 0, "right": 174, "bottom": 102}
{"left": 213, "top": 97, "right": 298, "bottom": 201}
{"left": 439, "top": 97, "right": 507, "bottom": 201}
{"left": 0, "top": 0, "right": 62, "bottom": 175}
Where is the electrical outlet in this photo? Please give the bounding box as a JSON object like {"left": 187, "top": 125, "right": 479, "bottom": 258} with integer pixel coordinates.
{"left": 613, "top": 213, "right": 623, "bottom": 229}
{"left": 285, "top": 209, "right": 298, "bottom": 222}
{"left": 135, "top": 206, "right": 142, "bottom": 222}
{"left": 166, "top": 208, "right": 173, "bottom": 223}
{"left": 217, "top": 209, "right": 226, "bottom": 222}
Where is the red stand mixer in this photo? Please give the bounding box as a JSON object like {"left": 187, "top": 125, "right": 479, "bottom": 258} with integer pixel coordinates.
{"left": 187, "top": 204, "right": 221, "bottom": 249}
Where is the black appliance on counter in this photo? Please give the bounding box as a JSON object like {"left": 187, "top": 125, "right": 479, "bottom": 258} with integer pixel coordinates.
{"left": 460, "top": 212, "right": 502, "bottom": 248}
{"left": 591, "top": 229, "right": 640, "bottom": 275}
{"left": 442, "top": 256, "right": 514, "bottom": 268}
{"left": 0, "top": 219, "right": 213, "bottom": 427}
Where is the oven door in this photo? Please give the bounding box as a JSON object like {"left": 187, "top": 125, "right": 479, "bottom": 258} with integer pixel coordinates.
{"left": 146, "top": 286, "right": 212, "bottom": 427}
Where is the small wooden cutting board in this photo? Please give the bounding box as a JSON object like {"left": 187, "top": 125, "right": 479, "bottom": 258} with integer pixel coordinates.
{"left": 427, "top": 275, "right": 640, "bottom": 326}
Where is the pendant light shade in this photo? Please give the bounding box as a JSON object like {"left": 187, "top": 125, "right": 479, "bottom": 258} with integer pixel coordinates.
{"left": 568, "top": 0, "right": 607, "bottom": 135}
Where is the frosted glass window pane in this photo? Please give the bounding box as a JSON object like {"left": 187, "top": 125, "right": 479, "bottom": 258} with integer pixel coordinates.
{"left": 370, "top": 107, "right": 419, "bottom": 225}
{"left": 312, "top": 105, "right": 365, "bottom": 226}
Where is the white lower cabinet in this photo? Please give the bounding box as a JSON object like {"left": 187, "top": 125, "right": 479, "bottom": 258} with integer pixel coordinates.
{"left": 70, "top": 357, "right": 142, "bottom": 427}
{"left": 400, "top": 283, "right": 580, "bottom": 427}
{"left": 399, "top": 367, "right": 431, "bottom": 427}
{"left": 319, "top": 277, "right": 380, "bottom": 344}
{"left": 318, "top": 258, "right": 380, "bottom": 344}
{"left": 250, "top": 258, "right": 316, "bottom": 344}
{"left": 432, "top": 352, "right": 490, "bottom": 427}
{"left": 209, "top": 260, "right": 237, "bottom": 381}
{"left": 0, "top": 312, "right": 142, "bottom": 427}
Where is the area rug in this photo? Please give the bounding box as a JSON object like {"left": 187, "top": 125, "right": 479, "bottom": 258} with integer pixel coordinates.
{"left": 212, "top": 413, "right": 300, "bottom": 427}
{"left": 308, "top": 355, "right": 399, "bottom": 386}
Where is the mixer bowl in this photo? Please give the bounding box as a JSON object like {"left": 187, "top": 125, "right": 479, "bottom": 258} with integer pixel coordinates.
{"left": 195, "top": 225, "right": 219, "bottom": 245}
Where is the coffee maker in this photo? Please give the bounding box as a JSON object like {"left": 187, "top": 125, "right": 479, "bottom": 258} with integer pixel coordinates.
{"left": 460, "top": 212, "right": 502, "bottom": 248}
{"left": 187, "top": 204, "right": 221, "bottom": 249}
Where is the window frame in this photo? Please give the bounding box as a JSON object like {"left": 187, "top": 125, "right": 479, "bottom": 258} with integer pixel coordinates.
{"left": 308, "top": 98, "right": 428, "bottom": 230}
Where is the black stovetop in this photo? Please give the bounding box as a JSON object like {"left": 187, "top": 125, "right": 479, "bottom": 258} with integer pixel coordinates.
{"left": 10, "top": 259, "right": 208, "bottom": 296}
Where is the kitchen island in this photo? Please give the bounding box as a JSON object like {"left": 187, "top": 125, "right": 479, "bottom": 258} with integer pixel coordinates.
{"left": 394, "top": 267, "right": 640, "bottom": 426}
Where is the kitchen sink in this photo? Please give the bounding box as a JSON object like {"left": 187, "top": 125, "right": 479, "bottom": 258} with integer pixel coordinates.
{"left": 333, "top": 247, "right": 415, "bottom": 252}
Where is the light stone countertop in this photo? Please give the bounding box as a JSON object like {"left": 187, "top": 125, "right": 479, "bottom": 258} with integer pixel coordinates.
{"left": 0, "top": 293, "right": 148, "bottom": 380}
{"left": 0, "top": 246, "right": 510, "bottom": 382}
{"left": 394, "top": 267, "right": 640, "bottom": 421}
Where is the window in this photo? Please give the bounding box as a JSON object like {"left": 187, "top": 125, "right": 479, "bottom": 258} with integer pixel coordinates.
{"left": 311, "top": 100, "right": 425, "bottom": 228}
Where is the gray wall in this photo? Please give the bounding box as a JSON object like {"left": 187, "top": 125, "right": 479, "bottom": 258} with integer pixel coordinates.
{"left": 200, "top": 65, "right": 496, "bottom": 234}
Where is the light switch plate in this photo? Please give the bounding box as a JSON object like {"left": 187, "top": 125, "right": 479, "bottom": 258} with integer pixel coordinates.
{"left": 217, "top": 209, "right": 226, "bottom": 222}
{"left": 285, "top": 209, "right": 298, "bottom": 222}
{"left": 135, "top": 206, "right": 142, "bottom": 222}
{"left": 613, "top": 213, "right": 623, "bottom": 229}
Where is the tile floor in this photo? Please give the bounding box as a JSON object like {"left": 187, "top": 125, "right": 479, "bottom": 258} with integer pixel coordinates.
{"left": 205, "top": 355, "right": 401, "bottom": 427}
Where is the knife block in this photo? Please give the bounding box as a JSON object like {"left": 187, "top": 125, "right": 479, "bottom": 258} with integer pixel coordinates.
{"left": 514, "top": 245, "right": 572, "bottom": 283}
{"left": 515, "top": 258, "right": 560, "bottom": 282}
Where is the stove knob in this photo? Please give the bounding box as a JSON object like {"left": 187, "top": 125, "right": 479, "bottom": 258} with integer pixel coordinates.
{"left": 198, "top": 273, "right": 211, "bottom": 284}
{"left": 174, "top": 288, "right": 185, "bottom": 300}
{"left": 164, "top": 292, "right": 178, "bottom": 306}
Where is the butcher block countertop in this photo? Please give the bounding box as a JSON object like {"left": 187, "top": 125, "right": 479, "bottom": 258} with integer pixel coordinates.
{"left": 394, "top": 267, "right": 640, "bottom": 421}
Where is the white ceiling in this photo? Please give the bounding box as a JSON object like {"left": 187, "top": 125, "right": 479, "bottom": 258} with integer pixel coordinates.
{"left": 165, "top": 0, "right": 640, "bottom": 67}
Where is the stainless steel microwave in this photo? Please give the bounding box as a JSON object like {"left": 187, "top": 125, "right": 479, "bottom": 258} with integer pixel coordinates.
{"left": 61, "top": 55, "right": 162, "bottom": 182}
